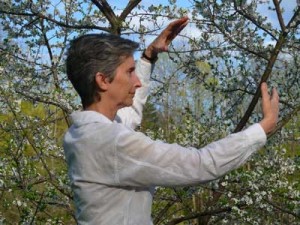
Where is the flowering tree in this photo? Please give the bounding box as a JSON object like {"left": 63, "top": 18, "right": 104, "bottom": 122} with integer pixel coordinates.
{"left": 0, "top": 0, "right": 299, "bottom": 224}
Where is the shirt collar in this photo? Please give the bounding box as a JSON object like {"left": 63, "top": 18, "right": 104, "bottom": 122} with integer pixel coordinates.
{"left": 71, "top": 110, "right": 113, "bottom": 127}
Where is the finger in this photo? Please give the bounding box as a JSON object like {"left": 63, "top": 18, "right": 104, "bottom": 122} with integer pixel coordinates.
{"left": 172, "top": 21, "right": 189, "bottom": 38}
{"left": 271, "top": 87, "right": 279, "bottom": 101}
{"left": 178, "top": 19, "right": 189, "bottom": 30}
{"left": 260, "top": 82, "right": 270, "bottom": 101}
{"left": 165, "top": 17, "right": 189, "bottom": 37}
{"left": 173, "top": 18, "right": 189, "bottom": 32}
{"left": 150, "top": 17, "right": 189, "bottom": 52}
{"left": 271, "top": 88, "right": 279, "bottom": 117}
{"left": 162, "top": 46, "right": 168, "bottom": 52}
{"left": 165, "top": 20, "right": 188, "bottom": 44}
{"left": 168, "top": 17, "right": 189, "bottom": 28}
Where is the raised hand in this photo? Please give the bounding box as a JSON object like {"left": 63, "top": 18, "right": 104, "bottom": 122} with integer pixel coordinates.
{"left": 144, "top": 17, "right": 189, "bottom": 60}
{"left": 259, "top": 82, "right": 279, "bottom": 135}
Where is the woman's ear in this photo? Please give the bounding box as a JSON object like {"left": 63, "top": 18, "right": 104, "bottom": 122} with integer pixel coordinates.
{"left": 95, "top": 72, "right": 110, "bottom": 91}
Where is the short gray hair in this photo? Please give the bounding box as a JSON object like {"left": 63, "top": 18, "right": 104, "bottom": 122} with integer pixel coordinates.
{"left": 66, "top": 33, "right": 139, "bottom": 108}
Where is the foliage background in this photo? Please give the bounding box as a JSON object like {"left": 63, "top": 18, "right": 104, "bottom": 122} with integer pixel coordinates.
{"left": 0, "top": 0, "right": 299, "bottom": 224}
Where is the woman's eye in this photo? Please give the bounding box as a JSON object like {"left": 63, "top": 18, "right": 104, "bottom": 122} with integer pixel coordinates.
{"left": 128, "top": 69, "right": 135, "bottom": 76}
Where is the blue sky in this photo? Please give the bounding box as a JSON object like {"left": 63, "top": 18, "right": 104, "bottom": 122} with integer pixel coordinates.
{"left": 105, "top": 1, "right": 298, "bottom": 38}
{"left": 106, "top": 0, "right": 297, "bottom": 26}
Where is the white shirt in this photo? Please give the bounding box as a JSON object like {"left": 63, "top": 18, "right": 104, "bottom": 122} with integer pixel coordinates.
{"left": 63, "top": 59, "right": 267, "bottom": 225}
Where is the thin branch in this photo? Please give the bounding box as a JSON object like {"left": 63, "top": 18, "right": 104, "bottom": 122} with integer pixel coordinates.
{"left": 286, "top": 7, "right": 300, "bottom": 29}
{"left": 211, "top": 19, "right": 269, "bottom": 61}
{"left": 233, "top": 32, "right": 287, "bottom": 133}
{"left": 153, "top": 201, "right": 174, "bottom": 224}
{"left": 272, "top": 0, "right": 286, "bottom": 32}
{"left": 264, "top": 198, "right": 300, "bottom": 218}
{"left": 37, "top": 11, "right": 110, "bottom": 31}
{"left": 29, "top": 191, "right": 45, "bottom": 225}
{"left": 0, "top": 9, "right": 110, "bottom": 32}
{"left": 0, "top": 46, "right": 46, "bottom": 67}
{"left": 91, "top": 0, "right": 118, "bottom": 24}
{"left": 234, "top": 5, "right": 300, "bottom": 132}
{"left": 119, "top": 0, "right": 142, "bottom": 21}
{"left": 165, "top": 204, "right": 245, "bottom": 225}
{"left": 221, "top": 87, "right": 295, "bottom": 108}
{"left": 18, "top": 17, "right": 39, "bottom": 36}
{"left": 40, "top": 19, "right": 60, "bottom": 90}
{"left": 91, "top": 0, "right": 119, "bottom": 33}
{"left": 268, "top": 104, "right": 300, "bottom": 138}
{"left": 233, "top": 0, "right": 278, "bottom": 40}
{"left": 0, "top": 9, "right": 34, "bottom": 17}
{"left": 0, "top": 88, "right": 72, "bottom": 201}
{"left": 15, "top": 90, "right": 71, "bottom": 115}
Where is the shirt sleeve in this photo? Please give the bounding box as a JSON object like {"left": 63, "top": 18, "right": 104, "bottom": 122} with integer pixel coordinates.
{"left": 114, "top": 123, "right": 267, "bottom": 187}
{"left": 115, "top": 59, "right": 154, "bottom": 129}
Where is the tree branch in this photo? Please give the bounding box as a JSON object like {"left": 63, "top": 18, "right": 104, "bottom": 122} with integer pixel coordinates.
{"left": 273, "top": 0, "right": 286, "bottom": 32}
{"left": 233, "top": 32, "right": 287, "bottom": 133}
{"left": 264, "top": 198, "right": 300, "bottom": 218}
{"left": 286, "top": 7, "right": 300, "bottom": 29}
{"left": 268, "top": 104, "right": 300, "bottom": 138}
{"left": 91, "top": 0, "right": 120, "bottom": 34}
{"left": 29, "top": 191, "right": 45, "bottom": 225}
{"left": 119, "top": 0, "right": 142, "bottom": 21}
{"left": 233, "top": 0, "right": 278, "bottom": 40}
{"left": 0, "top": 9, "right": 110, "bottom": 32}
{"left": 0, "top": 87, "right": 72, "bottom": 200}
{"left": 15, "top": 90, "right": 71, "bottom": 116}
{"left": 153, "top": 201, "right": 174, "bottom": 224}
{"left": 234, "top": 6, "right": 300, "bottom": 132}
{"left": 211, "top": 18, "right": 269, "bottom": 61}
{"left": 165, "top": 204, "right": 245, "bottom": 225}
